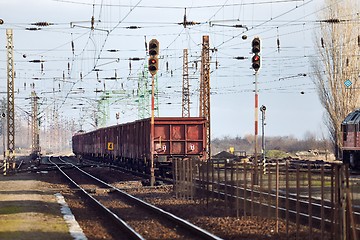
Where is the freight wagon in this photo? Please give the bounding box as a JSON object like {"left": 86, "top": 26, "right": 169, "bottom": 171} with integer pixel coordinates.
{"left": 72, "top": 117, "right": 206, "bottom": 176}
{"left": 341, "top": 108, "right": 360, "bottom": 168}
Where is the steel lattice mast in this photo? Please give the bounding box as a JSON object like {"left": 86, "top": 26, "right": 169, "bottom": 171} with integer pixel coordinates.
{"left": 182, "top": 49, "right": 190, "bottom": 117}
{"left": 6, "top": 29, "right": 15, "bottom": 171}
{"left": 138, "top": 66, "right": 150, "bottom": 119}
{"left": 199, "top": 36, "right": 211, "bottom": 160}
{"left": 31, "top": 91, "right": 40, "bottom": 157}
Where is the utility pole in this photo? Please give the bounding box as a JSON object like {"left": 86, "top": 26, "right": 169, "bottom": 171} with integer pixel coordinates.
{"left": 6, "top": 29, "right": 15, "bottom": 172}
{"left": 31, "top": 91, "right": 40, "bottom": 159}
{"left": 260, "top": 105, "right": 266, "bottom": 168}
{"left": 182, "top": 49, "right": 190, "bottom": 117}
{"left": 200, "top": 36, "right": 211, "bottom": 161}
{"left": 2, "top": 111, "right": 6, "bottom": 176}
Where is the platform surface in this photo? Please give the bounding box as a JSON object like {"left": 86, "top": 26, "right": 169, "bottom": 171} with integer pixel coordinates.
{"left": 0, "top": 171, "right": 73, "bottom": 240}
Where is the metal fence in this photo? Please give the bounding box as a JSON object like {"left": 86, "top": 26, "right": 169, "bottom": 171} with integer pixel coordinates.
{"left": 173, "top": 158, "right": 359, "bottom": 240}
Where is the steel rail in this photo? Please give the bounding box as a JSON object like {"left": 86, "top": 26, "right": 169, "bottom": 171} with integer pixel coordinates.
{"left": 198, "top": 179, "right": 360, "bottom": 234}
{"left": 71, "top": 155, "right": 360, "bottom": 232}
{"left": 77, "top": 156, "right": 174, "bottom": 184}
{"left": 57, "top": 156, "right": 223, "bottom": 240}
{"left": 48, "top": 157, "right": 145, "bottom": 240}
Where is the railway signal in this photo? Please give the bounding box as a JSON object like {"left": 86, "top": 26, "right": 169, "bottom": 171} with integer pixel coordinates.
{"left": 252, "top": 37, "right": 261, "bottom": 184}
{"left": 148, "top": 39, "right": 159, "bottom": 76}
{"left": 148, "top": 38, "right": 160, "bottom": 186}
{"left": 252, "top": 37, "right": 261, "bottom": 72}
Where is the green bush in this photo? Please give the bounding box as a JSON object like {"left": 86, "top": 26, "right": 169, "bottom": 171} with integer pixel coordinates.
{"left": 265, "top": 150, "right": 290, "bottom": 159}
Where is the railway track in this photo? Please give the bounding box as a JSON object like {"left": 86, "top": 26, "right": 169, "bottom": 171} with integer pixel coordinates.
{"left": 195, "top": 162, "right": 360, "bottom": 238}
{"left": 61, "top": 156, "right": 174, "bottom": 185}
{"left": 46, "top": 155, "right": 360, "bottom": 237}
{"left": 49, "top": 156, "right": 222, "bottom": 240}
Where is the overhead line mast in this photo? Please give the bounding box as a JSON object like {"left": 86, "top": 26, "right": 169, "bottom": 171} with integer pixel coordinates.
{"left": 6, "top": 29, "right": 16, "bottom": 173}
{"left": 182, "top": 49, "right": 190, "bottom": 117}
{"left": 200, "top": 36, "right": 211, "bottom": 161}
{"left": 31, "top": 91, "right": 40, "bottom": 159}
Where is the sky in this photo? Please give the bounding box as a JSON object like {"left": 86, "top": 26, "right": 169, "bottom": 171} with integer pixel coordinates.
{"left": 0, "top": 0, "right": 342, "bottom": 140}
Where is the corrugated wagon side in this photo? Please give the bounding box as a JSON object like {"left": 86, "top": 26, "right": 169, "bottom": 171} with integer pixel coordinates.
{"left": 341, "top": 108, "right": 360, "bottom": 168}
{"left": 72, "top": 117, "right": 206, "bottom": 175}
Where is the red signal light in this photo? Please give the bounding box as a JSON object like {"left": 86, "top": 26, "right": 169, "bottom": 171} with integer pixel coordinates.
{"left": 252, "top": 54, "right": 261, "bottom": 71}
{"left": 148, "top": 56, "right": 159, "bottom": 76}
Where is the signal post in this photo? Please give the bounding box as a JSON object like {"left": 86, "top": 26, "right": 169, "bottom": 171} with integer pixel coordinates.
{"left": 148, "top": 39, "right": 159, "bottom": 187}
{"left": 252, "top": 37, "right": 261, "bottom": 184}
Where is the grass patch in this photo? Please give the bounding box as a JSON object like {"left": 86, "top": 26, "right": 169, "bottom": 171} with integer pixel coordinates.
{"left": 0, "top": 205, "right": 23, "bottom": 214}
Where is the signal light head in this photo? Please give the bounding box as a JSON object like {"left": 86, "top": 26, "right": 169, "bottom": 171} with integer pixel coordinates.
{"left": 148, "top": 39, "right": 159, "bottom": 57}
{"left": 252, "top": 37, "right": 261, "bottom": 54}
{"left": 148, "top": 56, "right": 159, "bottom": 76}
{"left": 252, "top": 54, "right": 261, "bottom": 72}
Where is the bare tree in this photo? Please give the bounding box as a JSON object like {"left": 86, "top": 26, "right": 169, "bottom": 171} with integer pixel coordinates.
{"left": 312, "top": 0, "right": 360, "bottom": 158}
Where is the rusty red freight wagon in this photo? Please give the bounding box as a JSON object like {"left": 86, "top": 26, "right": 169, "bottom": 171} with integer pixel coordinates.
{"left": 341, "top": 108, "right": 360, "bottom": 168}
{"left": 72, "top": 117, "right": 206, "bottom": 174}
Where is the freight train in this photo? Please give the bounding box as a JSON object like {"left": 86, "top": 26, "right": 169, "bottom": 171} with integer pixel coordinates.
{"left": 72, "top": 117, "right": 206, "bottom": 176}
{"left": 341, "top": 108, "right": 360, "bottom": 168}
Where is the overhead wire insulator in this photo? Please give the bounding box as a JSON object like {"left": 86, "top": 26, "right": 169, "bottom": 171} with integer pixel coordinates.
{"left": 68, "top": 62, "right": 70, "bottom": 75}
{"left": 166, "top": 61, "right": 169, "bottom": 72}
{"left": 107, "top": 49, "right": 119, "bottom": 52}
{"left": 26, "top": 27, "right": 41, "bottom": 31}
{"left": 358, "top": 36, "right": 360, "bottom": 47}
{"left": 91, "top": 16, "right": 95, "bottom": 30}
{"left": 29, "top": 60, "right": 44, "bottom": 63}
{"left": 71, "top": 41, "right": 75, "bottom": 55}
{"left": 41, "top": 63, "right": 44, "bottom": 73}
{"left": 233, "top": 56, "right": 246, "bottom": 60}
{"left": 31, "top": 22, "right": 53, "bottom": 26}
{"left": 80, "top": 72, "right": 83, "bottom": 80}
{"left": 126, "top": 26, "right": 141, "bottom": 29}
{"left": 277, "top": 38, "right": 280, "bottom": 52}
{"left": 319, "top": 18, "right": 342, "bottom": 23}
{"left": 178, "top": 8, "right": 200, "bottom": 28}
{"left": 144, "top": 36, "right": 148, "bottom": 52}
{"left": 233, "top": 24, "right": 248, "bottom": 30}
{"left": 321, "top": 37, "right": 325, "bottom": 48}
